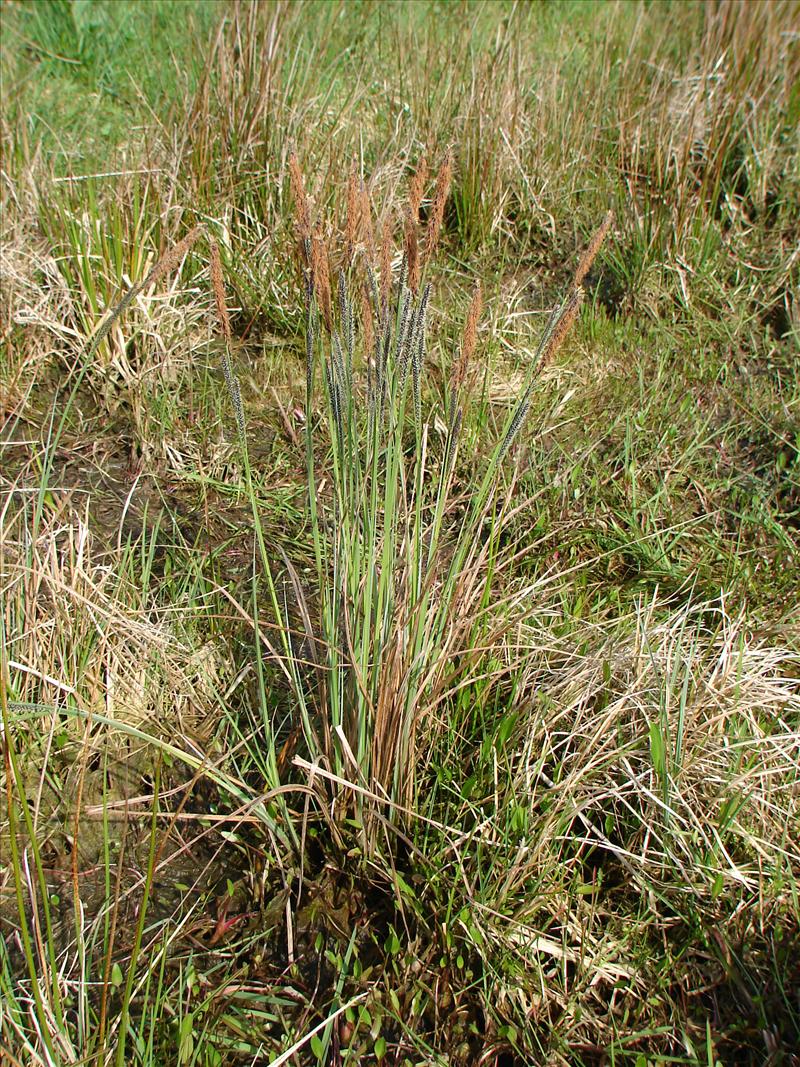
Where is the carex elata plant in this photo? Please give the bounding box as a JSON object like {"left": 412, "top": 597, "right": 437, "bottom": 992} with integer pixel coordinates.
{"left": 214, "top": 151, "right": 612, "bottom": 857}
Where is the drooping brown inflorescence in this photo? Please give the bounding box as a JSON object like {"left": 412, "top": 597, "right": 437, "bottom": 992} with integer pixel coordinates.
{"left": 498, "top": 210, "right": 613, "bottom": 460}
{"left": 536, "top": 210, "right": 614, "bottom": 375}
{"left": 79, "top": 223, "right": 204, "bottom": 373}
{"left": 148, "top": 224, "right": 205, "bottom": 291}
{"left": 424, "top": 148, "right": 453, "bottom": 269}
{"left": 209, "top": 238, "right": 244, "bottom": 438}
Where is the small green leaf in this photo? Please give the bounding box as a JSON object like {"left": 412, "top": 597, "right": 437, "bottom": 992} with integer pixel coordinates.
{"left": 178, "top": 1013, "right": 194, "bottom": 1063}
{"left": 495, "top": 710, "right": 518, "bottom": 750}
{"left": 374, "top": 1035, "right": 387, "bottom": 1060}
{"left": 111, "top": 963, "right": 124, "bottom": 988}
{"left": 310, "top": 1034, "right": 325, "bottom": 1060}
{"left": 649, "top": 721, "right": 665, "bottom": 777}
{"left": 394, "top": 871, "right": 417, "bottom": 900}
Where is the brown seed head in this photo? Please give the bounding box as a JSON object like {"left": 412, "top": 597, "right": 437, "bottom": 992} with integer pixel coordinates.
{"left": 424, "top": 148, "right": 453, "bottom": 268}
{"left": 148, "top": 223, "right": 204, "bottom": 290}
{"left": 311, "top": 229, "right": 332, "bottom": 332}
{"left": 288, "top": 151, "right": 312, "bottom": 243}
{"left": 451, "top": 280, "right": 482, "bottom": 396}
{"left": 462, "top": 280, "right": 482, "bottom": 367}
{"left": 209, "top": 239, "right": 232, "bottom": 343}
{"left": 404, "top": 208, "right": 420, "bottom": 295}
{"left": 409, "top": 154, "right": 428, "bottom": 224}
{"left": 536, "top": 287, "right": 584, "bottom": 375}
{"left": 573, "top": 210, "right": 614, "bottom": 288}
{"left": 360, "top": 182, "right": 375, "bottom": 266}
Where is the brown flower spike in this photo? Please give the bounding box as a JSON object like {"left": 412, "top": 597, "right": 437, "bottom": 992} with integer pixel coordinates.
{"left": 451, "top": 280, "right": 483, "bottom": 397}
{"left": 209, "top": 240, "right": 232, "bottom": 343}
{"left": 288, "top": 151, "right": 312, "bottom": 244}
{"left": 424, "top": 148, "right": 453, "bottom": 268}
{"left": 311, "top": 229, "right": 333, "bottom": 332}
{"left": 573, "top": 210, "right": 613, "bottom": 288}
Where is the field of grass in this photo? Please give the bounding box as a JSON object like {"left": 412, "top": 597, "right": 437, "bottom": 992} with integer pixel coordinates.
{"left": 1, "top": 1, "right": 799, "bottom": 1064}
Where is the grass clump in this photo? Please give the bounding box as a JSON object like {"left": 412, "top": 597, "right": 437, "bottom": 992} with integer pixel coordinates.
{"left": 212, "top": 157, "right": 609, "bottom": 855}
